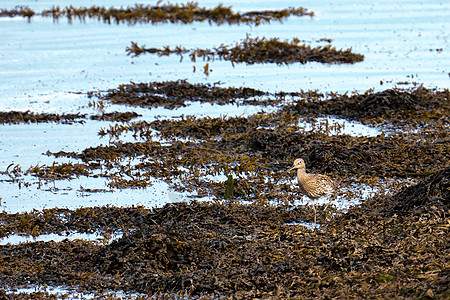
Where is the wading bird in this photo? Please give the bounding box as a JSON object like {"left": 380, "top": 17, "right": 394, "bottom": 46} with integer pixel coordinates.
{"left": 279, "top": 158, "right": 336, "bottom": 227}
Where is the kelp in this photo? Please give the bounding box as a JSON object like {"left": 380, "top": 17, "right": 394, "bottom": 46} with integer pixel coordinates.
{"left": 0, "top": 111, "right": 141, "bottom": 124}
{"left": 0, "top": 111, "right": 85, "bottom": 124}
{"left": 126, "top": 36, "right": 364, "bottom": 66}
{"left": 0, "top": 170, "right": 449, "bottom": 298}
{"left": 284, "top": 86, "right": 450, "bottom": 125}
{"left": 1, "top": 82, "right": 449, "bottom": 298}
{"left": 92, "top": 80, "right": 269, "bottom": 109}
{"left": 0, "top": 3, "right": 313, "bottom": 25}
{"left": 90, "top": 111, "right": 141, "bottom": 122}
{"left": 6, "top": 85, "right": 445, "bottom": 202}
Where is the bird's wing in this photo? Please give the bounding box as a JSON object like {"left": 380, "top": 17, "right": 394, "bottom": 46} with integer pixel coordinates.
{"left": 306, "top": 174, "right": 335, "bottom": 197}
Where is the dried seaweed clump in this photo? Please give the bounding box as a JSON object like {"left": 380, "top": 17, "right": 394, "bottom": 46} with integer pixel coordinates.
{"left": 97, "top": 111, "right": 297, "bottom": 141}
{"left": 0, "top": 111, "right": 85, "bottom": 124}
{"left": 127, "top": 36, "right": 364, "bottom": 65}
{"left": 0, "top": 111, "right": 142, "bottom": 124}
{"left": 0, "top": 3, "right": 313, "bottom": 25}
{"left": 93, "top": 80, "right": 267, "bottom": 109}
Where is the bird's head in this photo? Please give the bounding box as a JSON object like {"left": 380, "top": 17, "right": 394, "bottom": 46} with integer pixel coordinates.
{"left": 275, "top": 158, "right": 306, "bottom": 184}
{"left": 288, "top": 158, "right": 306, "bottom": 171}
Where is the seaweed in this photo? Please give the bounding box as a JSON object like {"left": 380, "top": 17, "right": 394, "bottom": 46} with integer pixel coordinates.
{"left": 284, "top": 86, "right": 450, "bottom": 125}
{"left": 0, "top": 206, "right": 150, "bottom": 238}
{"left": 6, "top": 86, "right": 442, "bottom": 203}
{"left": 0, "top": 6, "right": 34, "bottom": 21}
{"left": 1, "top": 84, "right": 449, "bottom": 297}
{"left": 0, "top": 111, "right": 85, "bottom": 124}
{"left": 0, "top": 179, "right": 448, "bottom": 298}
{"left": 127, "top": 36, "right": 364, "bottom": 66}
{"left": 90, "top": 111, "right": 141, "bottom": 122}
{"left": 26, "top": 162, "right": 92, "bottom": 180}
{"left": 0, "top": 111, "right": 142, "bottom": 124}
{"left": 0, "top": 3, "right": 313, "bottom": 26}
{"left": 392, "top": 166, "right": 450, "bottom": 212}
{"left": 94, "top": 80, "right": 269, "bottom": 109}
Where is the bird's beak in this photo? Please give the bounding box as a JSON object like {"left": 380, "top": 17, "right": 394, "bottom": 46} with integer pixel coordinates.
{"left": 275, "top": 165, "right": 296, "bottom": 184}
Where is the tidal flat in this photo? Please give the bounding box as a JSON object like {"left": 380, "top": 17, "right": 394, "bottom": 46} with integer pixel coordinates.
{"left": 0, "top": 1, "right": 449, "bottom": 299}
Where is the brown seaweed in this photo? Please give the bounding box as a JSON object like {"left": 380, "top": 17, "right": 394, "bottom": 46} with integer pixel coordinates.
{"left": 90, "top": 111, "right": 141, "bottom": 122}
{"left": 92, "top": 80, "right": 269, "bottom": 109}
{"left": 0, "top": 111, "right": 85, "bottom": 124}
{"left": 9, "top": 86, "right": 444, "bottom": 202}
{"left": 284, "top": 86, "right": 450, "bottom": 125}
{"left": 126, "top": 36, "right": 364, "bottom": 66}
{"left": 0, "top": 111, "right": 142, "bottom": 124}
{"left": 0, "top": 171, "right": 448, "bottom": 298}
{"left": 0, "top": 3, "right": 313, "bottom": 26}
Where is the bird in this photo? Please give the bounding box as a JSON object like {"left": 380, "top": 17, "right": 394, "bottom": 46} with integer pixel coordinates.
{"left": 278, "top": 158, "right": 336, "bottom": 227}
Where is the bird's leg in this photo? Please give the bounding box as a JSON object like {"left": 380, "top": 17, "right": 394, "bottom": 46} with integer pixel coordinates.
{"left": 312, "top": 200, "right": 317, "bottom": 228}
{"left": 324, "top": 196, "right": 334, "bottom": 212}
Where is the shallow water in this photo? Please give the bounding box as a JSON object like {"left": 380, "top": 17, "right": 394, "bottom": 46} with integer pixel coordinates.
{"left": 1, "top": 0, "right": 449, "bottom": 216}
{"left": 0, "top": 231, "right": 122, "bottom": 245}
{"left": 1, "top": 0, "right": 449, "bottom": 100}
{"left": 7, "top": 286, "right": 146, "bottom": 299}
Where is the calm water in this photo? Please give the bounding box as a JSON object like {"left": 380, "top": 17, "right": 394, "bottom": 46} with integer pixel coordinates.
{"left": 0, "top": 0, "right": 448, "bottom": 214}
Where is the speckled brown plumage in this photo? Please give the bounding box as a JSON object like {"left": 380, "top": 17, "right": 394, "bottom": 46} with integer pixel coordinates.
{"left": 287, "top": 158, "right": 336, "bottom": 227}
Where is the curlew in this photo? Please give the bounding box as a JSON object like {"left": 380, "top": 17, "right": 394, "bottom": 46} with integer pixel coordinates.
{"left": 279, "top": 158, "right": 336, "bottom": 227}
